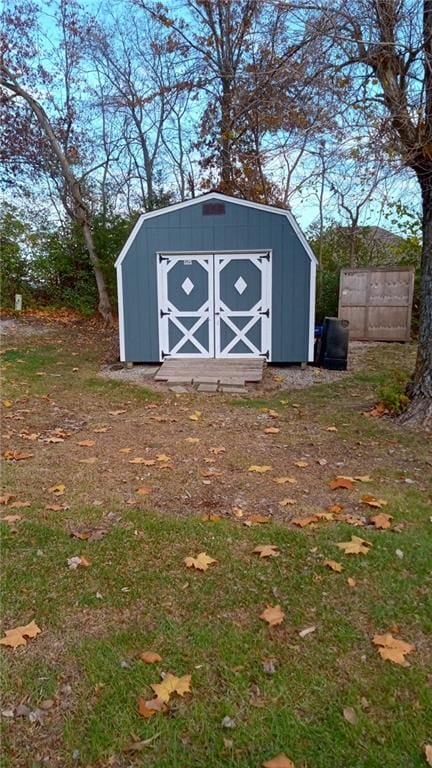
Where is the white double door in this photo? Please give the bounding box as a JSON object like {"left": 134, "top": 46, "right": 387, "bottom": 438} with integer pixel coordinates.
{"left": 157, "top": 252, "right": 271, "bottom": 359}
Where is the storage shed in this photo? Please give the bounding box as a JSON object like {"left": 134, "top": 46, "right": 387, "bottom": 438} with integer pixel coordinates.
{"left": 115, "top": 192, "right": 317, "bottom": 364}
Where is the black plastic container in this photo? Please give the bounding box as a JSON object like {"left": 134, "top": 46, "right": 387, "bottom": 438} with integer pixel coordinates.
{"left": 319, "top": 317, "right": 349, "bottom": 370}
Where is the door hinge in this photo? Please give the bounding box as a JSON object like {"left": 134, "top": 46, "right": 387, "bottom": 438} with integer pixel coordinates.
{"left": 259, "top": 309, "right": 270, "bottom": 317}
{"left": 260, "top": 350, "right": 270, "bottom": 359}
{"left": 259, "top": 252, "right": 271, "bottom": 261}
{"left": 161, "top": 351, "right": 171, "bottom": 359}
{"left": 159, "top": 254, "right": 169, "bottom": 262}
{"left": 160, "top": 309, "right": 171, "bottom": 318}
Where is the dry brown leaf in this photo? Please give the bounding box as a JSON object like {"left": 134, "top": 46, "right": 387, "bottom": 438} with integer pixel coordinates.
{"left": 136, "top": 485, "right": 152, "bottom": 495}
{"left": 370, "top": 512, "right": 393, "bottom": 529}
{"left": 294, "top": 460, "right": 309, "bottom": 468}
{"left": 119, "top": 447, "right": 132, "bottom": 453}
{"left": 77, "top": 440, "right": 95, "bottom": 448}
{"left": 93, "top": 427, "right": 109, "bottom": 433}
{"left": 109, "top": 409, "right": 127, "bottom": 416}
{"left": 354, "top": 475, "right": 373, "bottom": 482}
{"left": 314, "top": 512, "right": 334, "bottom": 521}
{"left": 264, "top": 427, "right": 280, "bottom": 434}
{"left": 342, "top": 514, "right": 366, "bottom": 527}
{"left": 184, "top": 552, "right": 217, "bottom": 571}
{"left": 273, "top": 476, "right": 297, "bottom": 485}
{"left": 79, "top": 457, "right": 97, "bottom": 464}
{"left": 2, "top": 400, "right": 13, "bottom": 408}
{"left": 138, "top": 696, "right": 167, "bottom": 718}
{"left": 424, "top": 745, "right": 432, "bottom": 766}
{"left": 343, "top": 706, "right": 358, "bottom": 725}
{"left": 45, "top": 503, "right": 68, "bottom": 511}
{"left": 291, "top": 515, "right": 318, "bottom": 528}
{"left": 324, "top": 559, "right": 343, "bottom": 573}
{"left": 347, "top": 577, "right": 356, "bottom": 587}
{"left": 156, "top": 453, "right": 171, "bottom": 462}
{"left": 1, "top": 515, "right": 22, "bottom": 528}
{"left": 336, "top": 536, "right": 372, "bottom": 555}
{"left": 372, "top": 633, "right": 415, "bottom": 665}
{"left": 262, "top": 756, "right": 295, "bottom": 768}
{"left": 253, "top": 544, "right": 279, "bottom": 558}
{"left": 244, "top": 514, "right": 270, "bottom": 527}
{"left": 248, "top": 465, "right": 272, "bottom": 473}
{"left": 299, "top": 625, "right": 316, "bottom": 638}
{"left": 3, "top": 450, "right": 33, "bottom": 461}
{"left": 361, "top": 494, "right": 388, "bottom": 509}
{"left": 185, "top": 437, "right": 200, "bottom": 443}
{"left": 9, "top": 501, "right": 30, "bottom": 509}
{"left": 44, "top": 436, "right": 64, "bottom": 444}
{"left": 201, "top": 513, "right": 221, "bottom": 522}
{"left": 151, "top": 673, "right": 192, "bottom": 702}
{"left": 70, "top": 526, "right": 107, "bottom": 541}
{"left": 326, "top": 426, "right": 338, "bottom": 432}
{"left": 0, "top": 493, "right": 15, "bottom": 505}
{"left": 330, "top": 477, "right": 354, "bottom": 490}
{"left": 48, "top": 483, "right": 66, "bottom": 495}
{"left": 129, "top": 458, "right": 156, "bottom": 465}
{"left": 0, "top": 620, "right": 41, "bottom": 648}
{"left": 328, "top": 504, "right": 343, "bottom": 514}
{"left": 260, "top": 605, "right": 285, "bottom": 627}
{"left": 189, "top": 411, "right": 202, "bottom": 421}
{"left": 279, "top": 498, "right": 296, "bottom": 507}
{"left": 140, "top": 651, "right": 162, "bottom": 664}
{"left": 201, "top": 470, "right": 224, "bottom": 478}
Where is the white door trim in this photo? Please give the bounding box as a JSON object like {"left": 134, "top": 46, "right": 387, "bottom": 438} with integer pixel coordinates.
{"left": 157, "top": 253, "right": 214, "bottom": 360}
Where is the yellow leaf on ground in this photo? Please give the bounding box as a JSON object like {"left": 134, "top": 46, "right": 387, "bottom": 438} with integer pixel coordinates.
{"left": 248, "top": 465, "right": 272, "bottom": 473}
{"left": 185, "top": 437, "right": 200, "bottom": 443}
{"left": 156, "top": 453, "right": 171, "bottom": 462}
{"left": 336, "top": 536, "right": 372, "bottom": 555}
{"left": 324, "top": 559, "right": 343, "bottom": 573}
{"left": 184, "top": 552, "right": 217, "bottom": 571}
{"left": 0, "top": 620, "right": 41, "bottom": 648}
{"left": 140, "top": 651, "right": 162, "bottom": 664}
{"left": 330, "top": 477, "right": 354, "bottom": 490}
{"left": 151, "top": 673, "right": 192, "bottom": 702}
{"left": 136, "top": 485, "right": 152, "bottom": 495}
{"left": 370, "top": 512, "right": 393, "bottom": 529}
{"left": 253, "top": 544, "right": 279, "bottom": 558}
{"left": 347, "top": 577, "right": 356, "bottom": 587}
{"left": 129, "top": 458, "right": 156, "bottom": 465}
{"left": 291, "top": 516, "right": 318, "bottom": 528}
{"left": 354, "top": 475, "right": 373, "bottom": 482}
{"left": 264, "top": 427, "right": 280, "bottom": 434}
{"left": 372, "top": 633, "right": 415, "bottom": 665}
{"left": 189, "top": 411, "right": 202, "bottom": 421}
{"left": 424, "top": 745, "right": 432, "bottom": 766}
{"left": 201, "top": 513, "right": 221, "bottom": 522}
{"left": 2, "top": 400, "right": 13, "bottom": 408}
{"left": 294, "top": 460, "right": 309, "bottom": 468}
{"left": 48, "top": 483, "right": 66, "bottom": 495}
{"left": 262, "top": 756, "right": 295, "bottom": 768}
{"left": 93, "top": 427, "right": 109, "bottom": 433}
{"left": 260, "top": 605, "right": 285, "bottom": 627}
{"left": 244, "top": 514, "right": 270, "bottom": 527}
{"left": 328, "top": 504, "right": 343, "bottom": 514}
{"left": 279, "top": 498, "right": 296, "bottom": 507}
{"left": 3, "top": 450, "right": 33, "bottom": 461}
{"left": 138, "top": 696, "right": 167, "bottom": 718}
{"left": 77, "top": 440, "right": 95, "bottom": 447}
{"left": 273, "top": 476, "right": 297, "bottom": 485}
{"left": 361, "top": 494, "right": 388, "bottom": 509}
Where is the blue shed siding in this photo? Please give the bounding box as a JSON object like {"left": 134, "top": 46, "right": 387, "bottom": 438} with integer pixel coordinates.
{"left": 120, "top": 198, "right": 313, "bottom": 363}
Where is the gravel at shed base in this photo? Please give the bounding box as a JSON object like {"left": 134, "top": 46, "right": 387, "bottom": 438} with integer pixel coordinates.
{"left": 270, "top": 365, "right": 346, "bottom": 389}
{"left": 100, "top": 364, "right": 160, "bottom": 386}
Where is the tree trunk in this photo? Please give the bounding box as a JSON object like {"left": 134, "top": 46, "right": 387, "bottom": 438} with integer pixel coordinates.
{"left": 220, "top": 78, "right": 233, "bottom": 192}
{"left": 80, "top": 216, "right": 113, "bottom": 324}
{"left": 399, "top": 172, "right": 432, "bottom": 429}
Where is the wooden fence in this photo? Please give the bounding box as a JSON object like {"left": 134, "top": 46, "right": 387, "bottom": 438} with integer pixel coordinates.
{"left": 338, "top": 267, "right": 415, "bottom": 341}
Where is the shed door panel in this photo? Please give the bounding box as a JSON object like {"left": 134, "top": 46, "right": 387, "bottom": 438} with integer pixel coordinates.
{"left": 158, "top": 255, "right": 214, "bottom": 358}
{"left": 215, "top": 254, "right": 271, "bottom": 358}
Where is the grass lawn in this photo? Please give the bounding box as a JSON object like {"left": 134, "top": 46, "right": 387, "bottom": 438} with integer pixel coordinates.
{"left": 1, "top": 319, "right": 431, "bottom": 768}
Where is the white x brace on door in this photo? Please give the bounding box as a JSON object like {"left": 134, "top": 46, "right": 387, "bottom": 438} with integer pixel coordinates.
{"left": 157, "top": 252, "right": 271, "bottom": 360}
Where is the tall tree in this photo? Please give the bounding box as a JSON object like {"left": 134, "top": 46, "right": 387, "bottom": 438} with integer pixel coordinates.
{"left": 0, "top": 0, "right": 113, "bottom": 323}
{"left": 313, "top": 0, "right": 431, "bottom": 427}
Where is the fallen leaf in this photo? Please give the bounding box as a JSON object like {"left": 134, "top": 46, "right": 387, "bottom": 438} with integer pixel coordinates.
{"left": 45, "top": 503, "right": 68, "bottom": 511}
{"left": 336, "top": 536, "right": 372, "bottom": 555}
{"left": 189, "top": 411, "right": 202, "bottom": 421}
{"left": 0, "top": 493, "right": 15, "bottom": 505}
{"left": 43, "top": 436, "right": 64, "bottom": 444}
{"left": 209, "top": 446, "right": 225, "bottom": 454}
{"left": 260, "top": 605, "right": 285, "bottom": 627}
{"left": 291, "top": 516, "right": 318, "bottom": 527}
{"left": 119, "top": 447, "right": 132, "bottom": 453}
{"left": 244, "top": 514, "right": 270, "bottom": 527}
{"left": 2, "top": 400, "right": 13, "bottom": 408}
{"left": 324, "top": 559, "right": 343, "bottom": 573}
{"left": 372, "top": 633, "right": 415, "bottom": 665}
{"left": 185, "top": 437, "right": 200, "bottom": 443}
{"left": 184, "top": 552, "right": 217, "bottom": 571}
{"left": 129, "top": 458, "right": 156, "bottom": 465}
{"left": 279, "top": 498, "right": 296, "bottom": 507}
{"left": 77, "top": 440, "right": 95, "bottom": 448}
{"left": 330, "top": 477, "right": 354, "bottom": 490}
{"left": 248, "top": 465, "right": 272, "bottom": 473}
{"left": 3, "top": 450, "right": 33, "bottom": 461}
{"left": 109, "top": 409, "right": 127, "bottom": 416}
{"left": 328, "top": 504, "right": 343, "bottom": 514}
{"left": 424, "top": 745, "right": 432, "bottom": 766}
{"left": 253, "top": 544, "right": 279, "bottom": 558}
{"left": 201, "top": 513, "right": 221, "bottom": 522}
{"left": 262, "top": 754, "right": 295, "bottom": 768}
{"left": 123, "top": 733, "right": 161, "bottom": 750}
{"left": 48, "top": 484, "right": 65, "bottom": 495}
{"left": 343, "top": 706, "right": 358, "bottom": 725}
{"left": 201, "top": 470, "right": 224, "bottom": 478}
{"left": 140, "top": 651, "right": 162, "bottom": 664}
{"left": 93, "top": 427, "right": 109, "bottom": 433}
{"left": 156, "top": 453, "right": 171, "bottom": 462}
{"left": 79, "top": 457, "right": 97, "bottom": 464}
{"left": 264, "top": 427, "right": 280, "bottom": 434}
{"left": 273, "top": 476, "right": 296, "bottom": 485}
{"left": 354, "top": 475, "right": 373, "bottom": 482}
{"left": 299, "top": 625, "right": 316, "bottom": 638}
{"left": 370, "top": 512, "right": 393, "bottom": 529}
{"left": 67, "top": 555, "right": 91, "bottom": 569}
{"left": 347, "top": 577, "right": 356, "bottom": 587}
{"left": 326, "top": 426, "right": 338, "bottom": 432}
{"left": 138, "top": 696, "right": 167, "bottom": 718}
{"left": 317, "top": 458, "right": 327, "bottom": 466}
{"left": 0, "top": 620, "right": 41, "bottom": 648}
{"left": 361, "top": 494, "right": 388, "bottom": 509}
{"left": 70, "top": 526, "right": 106, "bottom": 541}
{"left": 9, "top": 500, "right": 30, "bottom": 509}
{"left": 136, "top": 485, "right": 152, "bottom": 495}
{"left": 1, "top": 515, "right": 22, "bottom": 530}
{"left": 294, "top": 460, "right": 308, "bottom": 468}
{"left": 151, "top": 672, "right": 192, "bottom": 702}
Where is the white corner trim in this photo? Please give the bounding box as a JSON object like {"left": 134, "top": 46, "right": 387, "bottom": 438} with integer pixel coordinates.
{"left": 117, "top": 265, "right": 125, "bottom": 362}
{"left": 114, "top": 192, "right": 317, "bottom": 268}
{"left": 308, "top": 259, "right": 317, "bottom": 362}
